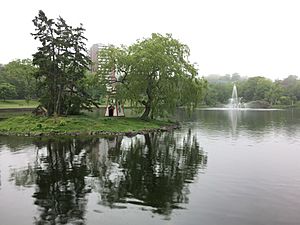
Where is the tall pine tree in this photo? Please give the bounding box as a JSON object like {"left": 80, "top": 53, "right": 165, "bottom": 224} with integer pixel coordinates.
{"left": 32, "top": 10, "right": 97, "bottom": 116}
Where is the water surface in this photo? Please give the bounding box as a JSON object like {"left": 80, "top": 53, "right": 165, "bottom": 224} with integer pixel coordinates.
{"left": 0, "top": 109, "right": 300, "bottom": 225}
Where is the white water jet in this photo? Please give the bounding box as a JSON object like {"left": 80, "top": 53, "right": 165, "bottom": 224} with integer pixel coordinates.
{"left": 227, "top": 84, "right": 243, "bottom": 109}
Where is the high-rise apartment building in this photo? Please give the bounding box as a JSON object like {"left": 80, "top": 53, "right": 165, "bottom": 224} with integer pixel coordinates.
{"left": 89, "top": 43, "right": 107, "bottom": 72}
{"left": 89, "top": 43, "right": 125, "bottom": 117}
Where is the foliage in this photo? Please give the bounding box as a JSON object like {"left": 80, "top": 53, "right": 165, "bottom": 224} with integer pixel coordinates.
{"left": 279, "top": 96, "right": 293, "bottom": 105}
{"left": 0, "top": 64, "right": 5, "bottom": 82}
{"left": 0, "top": 83, "right": 17, "bottom": 101}
{"left": 264, "top": 82, "right": 283, "bottom": 105}
{"left": 31, "top": 10, "right": 97, "bottom": 116}
{"left": 83, "top": 71, "right": 106, "bottom": 103}
{"left": 204, "top": 82, "right": 232, "bottom": 105}
{"left": 98, "top": 33, "right": 207, "bottom": 120}
{"left": 238, "top": 77, "right": 270, "bottom": 101}
{"left": 0, "top": 115, "right": 173, "bottom": 135}
{"left": 203, "top": 84, "right": 218, "bottom": 106}
{"left": 277, "top": 75, "right": 300, "bottom": 103}
{"left": 203, "top": 75, "right": 300, "bottom": 106}
{"left": 239, "top": 78, "right": 279, "bottom": 105}
{"left": 0, "top": 59, "right": 37, "bottom": 100}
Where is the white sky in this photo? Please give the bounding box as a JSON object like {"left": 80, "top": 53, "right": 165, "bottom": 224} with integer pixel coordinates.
{"left": 0, "top": 0, "right": 300, "bottom": 80}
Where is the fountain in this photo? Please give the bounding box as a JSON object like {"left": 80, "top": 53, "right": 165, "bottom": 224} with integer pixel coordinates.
{"left": 203, "top": 83, "right": 278, "bottom": 111}
{"left": 227, "top": 84, "right": 242, "bottom": 109}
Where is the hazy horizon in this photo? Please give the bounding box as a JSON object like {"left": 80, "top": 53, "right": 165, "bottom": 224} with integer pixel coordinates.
{"left": 1, "top": 0, "right": 299, "bottom": 80}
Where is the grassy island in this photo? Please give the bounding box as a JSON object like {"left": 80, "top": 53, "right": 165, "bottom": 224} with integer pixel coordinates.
{"left": 0, "top": 115, "right": 177, "bottom": 136}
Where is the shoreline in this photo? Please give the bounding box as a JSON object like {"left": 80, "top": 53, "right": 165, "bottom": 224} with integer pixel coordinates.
{"left": 0, "top": 115, "right": 180, "bottom": 137}
{"left": 0, "top": 124, "right": 181, "bottom": 137}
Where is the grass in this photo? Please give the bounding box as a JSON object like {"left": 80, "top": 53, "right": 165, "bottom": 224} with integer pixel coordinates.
{"left": 0, "top": 114, "right": 174, "bottom": 136}
{"left": 0, "top": 100, "right": 39, "bottom": 108}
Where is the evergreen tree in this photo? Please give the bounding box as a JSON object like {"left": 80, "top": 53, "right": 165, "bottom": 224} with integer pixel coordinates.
{"left": 31, "top": 10, "right": 97, "bottom": 116}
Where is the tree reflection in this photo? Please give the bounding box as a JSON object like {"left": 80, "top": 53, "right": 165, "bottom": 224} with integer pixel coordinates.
{"left": 32, "top": 138, "right": 93, "bottom": 225}
{"left": 8, "top": 130, "right": 207, "bottom": 223}
{"left": 90, "top": 131, "right": 207, "bottom": 216}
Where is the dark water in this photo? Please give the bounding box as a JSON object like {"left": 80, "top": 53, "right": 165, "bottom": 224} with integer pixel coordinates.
{"left": 0, "top": 109, "right": 300, "bottom": 225}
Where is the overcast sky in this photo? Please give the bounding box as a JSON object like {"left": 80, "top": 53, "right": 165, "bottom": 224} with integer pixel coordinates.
{"left": 1, "top": 0, "right": 299, "bottom": 80}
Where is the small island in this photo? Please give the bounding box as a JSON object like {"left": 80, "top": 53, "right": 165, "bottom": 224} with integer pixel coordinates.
{"left": 0, "top": 11, "right": 203, "bottom": 137}
{"left": 0, "top": 114, "right": 178, "bottom": 136}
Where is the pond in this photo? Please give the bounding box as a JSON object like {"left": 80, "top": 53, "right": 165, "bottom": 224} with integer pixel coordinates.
{"left": 0, "top": 109, "right": 300, "bottom": 225}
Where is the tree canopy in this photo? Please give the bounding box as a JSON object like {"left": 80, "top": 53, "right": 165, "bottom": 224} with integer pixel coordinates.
{"left": 98, "top": 33, "right": 207, "bottom": 119}
{"left": 31, "top": 10, "right": 97, "bottom": 116}
{"left": 0, "top": 59, "right": 37, "bottom": 101}
{"left": 0, "top": 83, "right": 17, "bottom": 101}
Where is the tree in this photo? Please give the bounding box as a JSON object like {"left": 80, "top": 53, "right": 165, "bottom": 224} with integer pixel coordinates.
{"left": 203, "top": 84, "right": 218, "bottom": 106}
{"left": 83, "top": 71, "right": 106, "bottom": 103}
{"left": 231, "top": 73, "right": 241, "bottom": 82}
{"left": 98, "top": 33, "right": 207, "bottom": 120}
{"left": 0, "top": 64, "right": 4, "bottom": 75}
{"left": 203, "top": 82, "right": 234, "bottom": 106}
{"left": 290, "top": 81, "right": 300, "bottom": 101}
{"left": 239, "top": 76, "right": 274, "bottom": 102}
{"left": 0, "top": 64, "right": 5, "bottom": 84}
{"left": 2, "top": 59, "right": 37, "bottom": 101}
{"left": 265, "top": 82, "right": 283, "bottom": 106}
{"left": 31, "top": 10, "right": 98, "bottom": 116}
{"left": 0, "top": 83, "right": 17, "bottom": 101}
{"left": 278, "top": 75, "right": 300, "bottom": 102}
{"left": 280, "top": 75, "right": 298, "bottom": 87}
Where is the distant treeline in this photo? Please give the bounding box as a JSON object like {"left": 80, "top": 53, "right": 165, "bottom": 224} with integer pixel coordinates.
{"left": 0, "top": 59, "right": 37, "bottom": 101}
{"left": 204, "top": 73, "right": 300, "bottom": 106}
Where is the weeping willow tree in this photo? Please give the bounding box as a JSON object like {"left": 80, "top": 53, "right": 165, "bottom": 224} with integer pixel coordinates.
{"left": 98, "top": 33, "right": 207, "bottom": 120}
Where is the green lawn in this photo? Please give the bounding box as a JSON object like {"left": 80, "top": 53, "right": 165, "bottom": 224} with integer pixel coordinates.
{"left": 0, "top": 114, "right": 174, "bottom": 136}
{"left": 0, "top": 100, "right": 39, "bottom": 108}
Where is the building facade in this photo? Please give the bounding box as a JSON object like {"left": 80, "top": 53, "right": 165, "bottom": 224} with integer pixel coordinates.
{"left": 89, "top": 43, "right": 125, "bottom": 117}
{"left": 89, "top": 43, "right": 106, "bottom": 72}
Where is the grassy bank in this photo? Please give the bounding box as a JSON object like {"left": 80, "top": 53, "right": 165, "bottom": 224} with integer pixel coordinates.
{"left": 0, "top": 115, "right": 176, "bottom": 136}
{"left": 0, "top": 100, "right": 39, "bottom": 108}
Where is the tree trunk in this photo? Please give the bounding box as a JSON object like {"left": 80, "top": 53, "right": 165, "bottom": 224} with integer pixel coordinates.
{"left": 141, "top": 82, "right": 153, "bottom": 120}
{"left": 55, "top": 84, "right": 63, "bottom": 116}
{"left": 141, "top": 104, "right": 151, "bottom": 120}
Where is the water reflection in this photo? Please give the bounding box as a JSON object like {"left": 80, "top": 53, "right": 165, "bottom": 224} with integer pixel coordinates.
{"left": 176, "top": 109, "right": 300, "bottom": 139}
{"left": 227, "top": 110, "right": 239, "bottom": 136}
{"left": 2, "top": 109, "right": 300, "bottom": 225}
{"left": 91, "top": 132, "right": 207, "bottom": 216}
{"left": 7, "top": 131, "right": 207, "bottom": 224}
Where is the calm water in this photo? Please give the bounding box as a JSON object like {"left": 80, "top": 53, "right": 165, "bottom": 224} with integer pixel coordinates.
{"left": 0, "top": 109, "right": 300, "bottom": 225}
